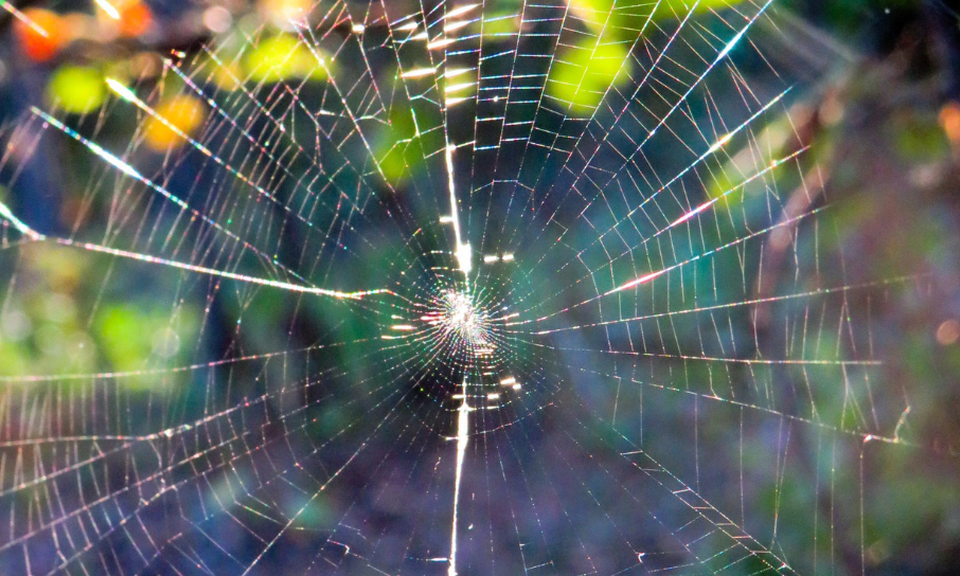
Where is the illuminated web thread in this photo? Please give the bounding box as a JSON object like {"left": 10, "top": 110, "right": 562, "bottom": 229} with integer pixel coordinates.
{"left": 0, "top": 1, "right": 924, "bottom": 576}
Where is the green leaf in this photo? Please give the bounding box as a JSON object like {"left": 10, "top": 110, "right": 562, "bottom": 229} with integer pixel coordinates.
{"left": 47, "top": 66, "right": 107, "bottom": 115}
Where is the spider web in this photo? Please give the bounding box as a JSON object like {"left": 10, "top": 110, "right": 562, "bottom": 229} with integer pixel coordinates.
{"left": 0, "top": 1, "right": 953, "bottom": 575}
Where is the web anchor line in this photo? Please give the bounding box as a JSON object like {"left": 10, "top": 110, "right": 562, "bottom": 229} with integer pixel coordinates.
{"left": 443, "top": 81, "right": 471, "bottom": 576}
{"left": 0, "top": 197, "right": 389, "bottom": 301}
{"left": 431, "top": 4, "right": 480, "bottom": 574}
{"left": 448, "top": 380, "right": 472, "bottom": 576}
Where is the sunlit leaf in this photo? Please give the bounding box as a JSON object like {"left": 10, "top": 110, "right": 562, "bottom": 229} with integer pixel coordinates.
{"left": 546, "top": 35, "right": 632, "bottom": 115}
{"left": 243, "top": 33, "right": 330, "bottom": 83}
{"left": 47, "top": 66, "right": 107, "bottom": 115}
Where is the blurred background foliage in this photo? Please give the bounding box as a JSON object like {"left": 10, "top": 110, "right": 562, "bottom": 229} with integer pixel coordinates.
{"left": 0, "top": 0, "right": 959, "bottom": 574}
